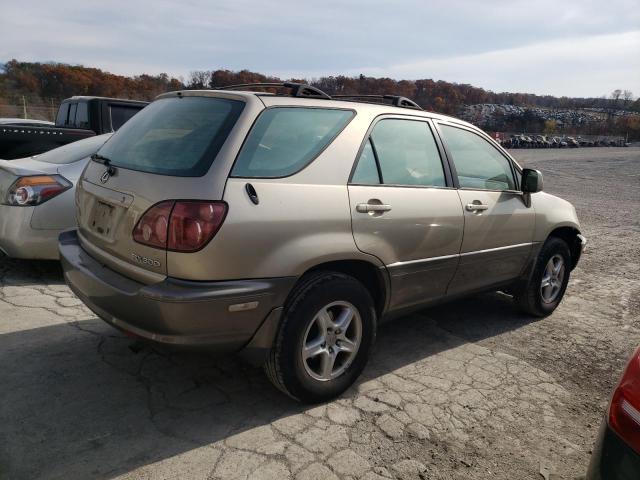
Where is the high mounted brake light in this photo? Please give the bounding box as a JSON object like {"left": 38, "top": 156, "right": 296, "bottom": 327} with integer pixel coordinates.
{"left": 133, "top": 201, "right": 227, "bottom": 253}
{"left": 608, "top": 346, "right": 640, "bottom": 454}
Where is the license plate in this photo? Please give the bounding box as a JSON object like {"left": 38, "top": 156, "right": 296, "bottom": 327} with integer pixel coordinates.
{"left": 91, "top": 201, "right": 115, "bottom": 236}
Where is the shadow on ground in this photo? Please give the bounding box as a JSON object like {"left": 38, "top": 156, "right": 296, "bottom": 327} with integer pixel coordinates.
{"left": 0, "top": 258, "right": 537, "bottom": 479}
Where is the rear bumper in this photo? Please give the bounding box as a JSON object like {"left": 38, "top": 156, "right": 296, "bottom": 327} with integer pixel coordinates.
{"left": 59, "top": 229, "right": 295, "bottom": 352}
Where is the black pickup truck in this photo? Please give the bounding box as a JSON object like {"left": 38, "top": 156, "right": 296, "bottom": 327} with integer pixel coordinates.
{"left": 0, "top": 96, "right": 148, "bottom": 159}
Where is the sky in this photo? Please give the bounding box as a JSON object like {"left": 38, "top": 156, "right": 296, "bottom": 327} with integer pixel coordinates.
{"left": 1, "top": 0, "right": 639, "bottom": 98}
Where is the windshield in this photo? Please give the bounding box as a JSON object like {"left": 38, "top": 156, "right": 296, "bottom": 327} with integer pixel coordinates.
{"left": 97, "top": 96, "right": 245, "bottom": 176}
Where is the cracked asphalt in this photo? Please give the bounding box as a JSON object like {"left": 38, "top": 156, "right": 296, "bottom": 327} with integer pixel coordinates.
{"left": 1, "top": 147, "right": 639, "bottom": 480}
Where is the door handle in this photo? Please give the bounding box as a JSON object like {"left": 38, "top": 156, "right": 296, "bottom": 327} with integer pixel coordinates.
{"left": 356, "top": 203, "right": 392, "bottom": 213}
{"left": 465, "top": 203, "right": 489, "bottom": 212}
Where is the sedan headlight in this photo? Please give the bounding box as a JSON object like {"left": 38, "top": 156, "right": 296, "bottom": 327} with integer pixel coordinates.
{"left": 3, "top": 175, "right": 72, "bottom": 207}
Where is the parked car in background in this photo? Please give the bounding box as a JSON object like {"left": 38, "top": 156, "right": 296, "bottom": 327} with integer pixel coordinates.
{"left": 566, "top": 136, "right": 580, "bottom": 148}
{"left": 0, "top": 134, "right": 112, "bottom": 259}
{"left": 0, "top": 96, "right": 147, "bottom": 160}
{"left": 60, "top": 83, "right": 586, "bottom": 402}
{"left": 587, "top": 346, "right": 640, "bottom": 479}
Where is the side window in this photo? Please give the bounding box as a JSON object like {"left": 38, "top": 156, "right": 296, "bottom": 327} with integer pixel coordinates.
{"left": 440, "top": 124, "right": 516, "bottom": 191}
{"left": 66, "top": 103, "right": 77, "bottom": 127}
{"left": 110, "top": 105, "right": 142, "bottom": 131}
{"left": 75, "top": 102, "right": 90, "bottom": 129}
{"left": 352, "top": 140, "right": 380, "bottom": 184}
{"left": 351, "top": 119, "right": 445, "bottom": 187}
{"left": 232, "top": 107, "right": 354, "bottom": 178}
{"left": 55, "top": 103, "right": 69, "bottom": 126}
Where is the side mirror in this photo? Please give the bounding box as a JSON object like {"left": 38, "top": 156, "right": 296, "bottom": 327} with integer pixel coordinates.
{"left": 522, "top": 168, "right": 543, "bottom": 193}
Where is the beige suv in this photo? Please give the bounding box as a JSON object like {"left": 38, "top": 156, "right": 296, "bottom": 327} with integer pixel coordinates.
{"left": 60, "top": 83, "right": 586, "bottom": 402}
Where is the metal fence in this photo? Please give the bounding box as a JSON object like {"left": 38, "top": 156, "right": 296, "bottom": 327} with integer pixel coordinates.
{"left": 0, "top": 100, "right": 59, "bottom": 122}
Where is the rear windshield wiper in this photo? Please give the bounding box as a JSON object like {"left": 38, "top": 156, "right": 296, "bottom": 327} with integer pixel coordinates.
{"left": 91, "top": 153, "right": 117, "bottom": 175}
{"left": 91, "top": 153, "right": 112, "bottom": 165}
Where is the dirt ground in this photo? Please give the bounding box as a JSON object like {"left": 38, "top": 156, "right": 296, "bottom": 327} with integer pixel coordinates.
{"left": 0, "top": 147, "right": 638, "bottom": 480}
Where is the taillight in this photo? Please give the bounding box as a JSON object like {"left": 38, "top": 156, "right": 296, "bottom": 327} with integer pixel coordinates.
{"left": 133, "top": 201, "right": 227, "bottom": 252}
{"left": 608, "top": 346, "right": 640, "bottom": 454}
{"left": 132, "top": 201, "right": 174, "bottom": 249}
{"left": 3, "top": 175, "right": 72, "bottom": 206}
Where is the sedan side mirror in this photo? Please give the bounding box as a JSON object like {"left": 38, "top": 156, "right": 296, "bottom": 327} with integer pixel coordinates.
{"left": 522, "top": 168, "right": 543, "bottom": 193}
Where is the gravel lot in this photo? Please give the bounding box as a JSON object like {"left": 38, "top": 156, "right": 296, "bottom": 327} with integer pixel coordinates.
{"left": 1, "top": 147, "right": 638, "bottom": 480}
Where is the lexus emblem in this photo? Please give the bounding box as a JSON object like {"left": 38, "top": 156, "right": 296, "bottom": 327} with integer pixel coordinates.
{"left": 100, "top": 170, "right": 110, "bottom": 184}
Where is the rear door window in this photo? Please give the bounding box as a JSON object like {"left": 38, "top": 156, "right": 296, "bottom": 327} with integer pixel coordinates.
{"left": 351, "top": 139, "right": 381, "bottom": 184}
{"left": 97, "top": 97, "right": 244, "bottom": 176}
{"left": 232, "top": 107, "right": 354, "bottom": 178}
{"left": 351, "top": 118, "right": 446, "bottom": 187}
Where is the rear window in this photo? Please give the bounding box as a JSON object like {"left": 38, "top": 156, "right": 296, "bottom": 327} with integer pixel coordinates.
{"left": 97, "top": 97, "right": 244, "bottom": 176}
{"left": 232, "top": 107, "right": 354, "bottom": 178}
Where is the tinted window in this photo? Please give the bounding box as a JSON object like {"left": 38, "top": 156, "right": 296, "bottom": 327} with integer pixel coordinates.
{"left": 232, "top": 107, "right": 354, "bottom": 178}
{"left": 440, "top": 124, "right": 515, "bottom": 190}
{"left": 67, "top": 103, "right": 77, "bottom": 127}
{"left": 75, "top": 102, "right": 90, "bottom": 129}
{"left": 110, "top": 105, "right": 143, "bottom": 131}
{"left": 98, "top": 97, "right": 244, "bottom": 176}
{"left": 352, "top": 140, "right": 381, "bottom": 184}
{"left": 366, "top": 119, "right": 445, "bottom": 187}
{"left": 55, "top": 103, "right": 69, "bottom": 126}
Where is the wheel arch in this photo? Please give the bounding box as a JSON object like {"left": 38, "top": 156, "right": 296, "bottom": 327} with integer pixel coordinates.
{"left": 547, "top": 226, "right": 583, "bottom": 270}
{"left": 302, "top": 259, "right": 389, "bottom": 317}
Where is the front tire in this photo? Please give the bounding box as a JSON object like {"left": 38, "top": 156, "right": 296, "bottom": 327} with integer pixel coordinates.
{"left": 264, "top": 271, "right": 376, "bottom": 403}
{"left": 515, "top": 237, "right": 572, "bottom": 317}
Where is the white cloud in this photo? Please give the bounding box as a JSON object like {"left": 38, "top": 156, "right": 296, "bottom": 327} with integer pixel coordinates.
{"left": 1, "top": 0, "right": 638, "bottom": 97}
{"left": 342, "top": 31, "right": 640, "bottom": 97}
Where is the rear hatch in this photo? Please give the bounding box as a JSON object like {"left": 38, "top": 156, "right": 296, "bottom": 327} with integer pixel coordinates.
{"left": 76, "top": 92, "right": 253, "bottom": 284}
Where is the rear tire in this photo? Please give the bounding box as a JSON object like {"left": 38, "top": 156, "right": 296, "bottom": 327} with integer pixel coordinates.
{"left": 264, "top": 271, "right": 376, "bottom": 403}
{"left": 515, "top": 237, "right": 571, "bottom": 317}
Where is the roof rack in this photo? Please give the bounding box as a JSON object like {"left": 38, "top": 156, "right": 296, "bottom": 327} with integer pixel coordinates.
{"left": 218, "top": 82, "right": 331, "bottom": 99}
{"left": 332, "top": 94, "right": 423, "bottom": 110}
{"left": 216, "top": 83, "right": 423, "bottom": 110}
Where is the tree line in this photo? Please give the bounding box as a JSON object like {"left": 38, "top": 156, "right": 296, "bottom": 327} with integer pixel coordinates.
{"left": 1, "top": 60, "right": 638, "bottom": 138}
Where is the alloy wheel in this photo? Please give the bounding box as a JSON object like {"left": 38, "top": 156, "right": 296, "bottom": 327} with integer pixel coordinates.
{"left": 301, "top": 301, "right": 362, "bottom": 382}
{"left": 540, "top": 254, "right": 566, "bottom": 303}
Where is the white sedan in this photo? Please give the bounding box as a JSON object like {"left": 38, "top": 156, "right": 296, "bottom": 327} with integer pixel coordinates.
{"left": 0, "top": 134, "right": 111, "bottom": 259}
